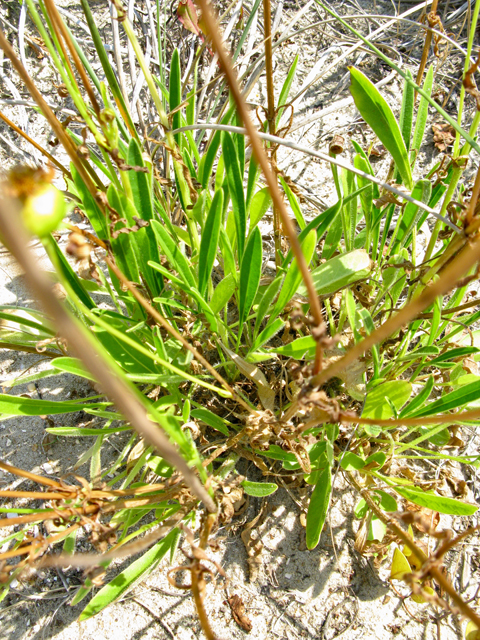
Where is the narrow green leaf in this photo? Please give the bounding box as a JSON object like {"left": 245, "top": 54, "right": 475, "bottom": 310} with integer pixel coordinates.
{"left": 151, "top": 220, "right": 196, "bottom": 289}
{"left": 107, "top": 185, "right": 141, "bottom": 284}
{"left": 79, "top": 0, "right": 136, "bottom": 138}
{"left": 198, "top": 190, "right": 223, "bottom": 296}
{"left": 238, "top": 227, "right": 262, "bottom": 331}
{"left": 400, "top": 376, "right": 434, "bottom": 417}
{"left": 0, "top": 393, "right": 107, "bottom": 416}
{"left": 169, "top": 49, "right": 182, "bottom": 144}
{"left": 390, "top": 485, "right": 478, "bottom": 516}
{"left": 298, "top": 249, "right": 372, "bottom": 298}
{"left": 210, "top": 273, "right": 236, "bottom": 313}
{"left": 276, "top": 54, "right": 299, "bottom": 126}
{"left": 71, "top": 166, "right": 108, "bottom": 240}
{"left": 280, "top": 177, "right": 306, "bottom": 230}
{"left": 399, "top": 70, "right": 415, "bottom": 151}
{"left": 222, "top": 132, "right": 246, "bottom": 256}
{"left": 127, "top": 139, "right": 153, "bottom": 220}
{"left": 349, "top": 67, "right": 412, "bottom": 189}
{"left": 251, "top": 318, "right": 285, "bottom": 352}
{"left": 281, "top": 199, "right": 343, "bottom": 267}
{"left": 46, "top": 426, "right": 131, "bottom": 436}
{"left": 249, "top": 187, "right": 272, "bottom": 230}
{"left": 43, "top": 235, "right": 95, "bottom": 309}
{"left": 268, "top": 335, "right": 316, "bottom": 359}
{"left": 411, "top": 65, "right": 434, "bottom": 165}
{"left": 254, "top": 274, "right": 283, "bottom": 335}
{"left": 79, "top": 530, "right": 177, "bottom": 620}
{"left": 191, "top": 408, "right": 230, "bottom": 436}
{"left": 409, "top": 379, "right": 480, "bottom": 417}
{"left": 428, "top": 347, "right": 479, "bottom": 365}
{"left": 242, "top": 480, "right": 278, "bottom": 497}
{"left": 270, "top": 229, "right": 316, "bottom": 320}
{"left": 306, "top": 464, "right": 332, "bottom": 549}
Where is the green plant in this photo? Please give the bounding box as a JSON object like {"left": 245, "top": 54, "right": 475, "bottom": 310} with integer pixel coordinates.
{"left": 1, "top": 0, "right": 480, "bottom": 636}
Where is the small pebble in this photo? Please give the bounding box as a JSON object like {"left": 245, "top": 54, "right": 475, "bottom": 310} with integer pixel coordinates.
{"left": 42, "top": 462, "right": 54, "bottom": 475}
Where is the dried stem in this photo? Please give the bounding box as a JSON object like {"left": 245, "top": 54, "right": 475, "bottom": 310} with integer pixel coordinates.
{"left": 415, "top": 0, "right": 439, "bottom": 89}
{"left": 191, "top": 513, "right": 219, "bottom": 640}
{"left": 0, "top": 109, "right": 70, "bottom": 177}
{"left": 263, "top": 0, "right": 282, "bottom": 267}
{"left": 43, "top": 0, "right": 102, "bottom": 118}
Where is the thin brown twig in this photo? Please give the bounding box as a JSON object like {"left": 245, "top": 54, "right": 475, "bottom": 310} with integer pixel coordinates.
{"left": 43, "top": 0, "right": 102, "bottom": 120}
{"left": 415, "top": 0, "right": 439, "bottom": 90}
{"left": 191, "top": 512, "right": 219, "bottom": 640}
{"left": 0, "top": 461, "right": 66, "bottom": 490}
{"left": 262, "top": 0, "right": 283, "bottom": 268}
{"left": 0, "top": 342, "right": 62, "bottom": 359}
{"left": 38, "top": 509, "right": 191, "bottom": 569}
{"left": 0, "top": 109, "right": 70, "bottom": 177}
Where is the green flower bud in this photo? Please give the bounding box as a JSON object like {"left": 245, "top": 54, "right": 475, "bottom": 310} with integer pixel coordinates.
{"left": 21, "top": 184, "right": 67, "bottom": 237}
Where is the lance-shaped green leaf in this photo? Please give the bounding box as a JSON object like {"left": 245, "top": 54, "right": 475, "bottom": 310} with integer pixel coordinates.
{"left": 198, "top": 189, "right": 223, "bottom": 297}
{"left": 385, "top": 481, "right": 478, "bottom": 516}
{"left": 151, "top": 220, "right": 196, "bottom": 289}
{"left": 298, "top": 249, "right": 372, "bottom": 298}
{"left": 411, "top": 65, "right": 434, "bottom": 166}
{"left": 249, "top": 187, "right": 272, "bottom": 230}
{"left": 238, "top": 227, "right": 262, "bottom": 334}
{"left": 408, "top": 378, "right": 480, "bottom": 417}
{"left": 276, "top": 54, "right": 299, "bottom": 126}
{"left": 222, "top": 132, "right": 246, "bottom": 256}
{"left": 79, "top": 530, "right": 178, "bottom": 620}
{"left": 210, "top": 273, "right": 236, "bottom": 313}
{"left": 242, "top": 480, "right": 278, "bottom": 497}
{"left": 270, "top": 229, "right": 316, "bottom": 322}
{"left": 306, "top": 463, "right": 332, "bottom": 549}
{"left": 0, "top": 393, "right": 108, "bottom": 417}
{"left": 169, "top": 48, "right": 182, "bottom": 144}
{"left": 399, "top": 70, "right": 414, "bottom": 151}
{"left": 349, "top": 67, "right": 412, "bottom": 189}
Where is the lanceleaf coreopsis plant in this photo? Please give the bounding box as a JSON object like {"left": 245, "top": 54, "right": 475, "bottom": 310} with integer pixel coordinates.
{"left": 0, "top": 0, "right": 480, "bottom": 636}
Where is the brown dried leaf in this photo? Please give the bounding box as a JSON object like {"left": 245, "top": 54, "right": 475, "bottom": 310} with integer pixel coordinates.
{"left": 227, "top": 594, "right": 252, "bottom": 632}
{"left": 404, "top": 502, "right": 440, "bottom": 533}
{"left": 369, "top": 144, "right": 387, "bottom": 158}
{"left": 432, "top": 123, "right": 455, "bottom": 152}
